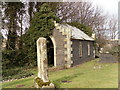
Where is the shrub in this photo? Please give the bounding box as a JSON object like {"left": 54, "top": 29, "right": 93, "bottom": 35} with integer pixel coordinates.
{"left": 2, "top": 49, "right": 27, "bottom": 69}
{"left": 2, "top": 67, "right": 34, "bottom": 81}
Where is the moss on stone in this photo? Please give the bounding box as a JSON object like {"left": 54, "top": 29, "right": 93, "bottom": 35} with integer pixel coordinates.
{"left": 34, "top": 77, "right": 51, "bottom": 88}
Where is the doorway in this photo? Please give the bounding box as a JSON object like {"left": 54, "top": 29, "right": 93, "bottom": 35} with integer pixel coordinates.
{"left": 47, "top": 37, "right": 54, "bottom": 67}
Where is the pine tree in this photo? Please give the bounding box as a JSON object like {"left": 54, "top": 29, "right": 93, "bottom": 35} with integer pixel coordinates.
{"left": 4, "top": 2, "right": 24, "bottom": 50}
{"left": 23, "top": 3, "right": 61, "bottom": 66}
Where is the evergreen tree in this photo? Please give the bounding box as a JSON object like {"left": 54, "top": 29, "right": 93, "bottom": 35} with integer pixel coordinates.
{"left": 28, "top": 2, "right": 35, "bottom": 22}
{"left": 2, "top": 2, "right": 25, "bottom": 68}
{"left": 35, "top": 2, "right": 59, "bottom": 13}
{"left": 4, "top": 2, "right": 24, "bottom": 50}
{"left": 23, "top": 3, "right": 61, "bottom": 66}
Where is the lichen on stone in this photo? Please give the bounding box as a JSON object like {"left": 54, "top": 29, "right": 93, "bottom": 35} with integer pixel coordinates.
{"left": 34, "top": 77, "right": 51, "bottom": 88}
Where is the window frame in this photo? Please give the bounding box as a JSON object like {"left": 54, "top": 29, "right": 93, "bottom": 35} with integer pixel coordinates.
{"left": 88, "top": 42, "right": 90, "bottom": 56}
{"left": 79, "top": 41, "right": 82, "bottom": 57}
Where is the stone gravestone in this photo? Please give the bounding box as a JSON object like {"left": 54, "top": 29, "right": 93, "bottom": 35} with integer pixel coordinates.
{"left": 35, "top": 37, "right": 54, "bottom": 88}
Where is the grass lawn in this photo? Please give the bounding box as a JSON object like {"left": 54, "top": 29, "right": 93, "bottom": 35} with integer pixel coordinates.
{"left": 2, "top": 59, "right": 118, "bottom": 88}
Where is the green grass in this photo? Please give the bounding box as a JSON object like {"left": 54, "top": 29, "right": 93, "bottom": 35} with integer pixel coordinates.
{"left": 2, "top": 59, "right": 118, "bottom": 88}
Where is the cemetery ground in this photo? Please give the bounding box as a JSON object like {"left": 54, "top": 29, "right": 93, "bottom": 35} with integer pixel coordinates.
{"left": 2, "top": 58, "right": 118, "bottom": 88}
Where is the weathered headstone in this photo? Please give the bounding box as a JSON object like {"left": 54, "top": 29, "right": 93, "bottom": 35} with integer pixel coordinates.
{"left": 35, "top": 37, "right": 54, "bottom": 88}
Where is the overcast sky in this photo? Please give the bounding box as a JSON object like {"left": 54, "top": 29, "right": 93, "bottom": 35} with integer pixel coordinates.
{"left": 90, "top": 0, "right": 119, "bottom": 16}
{"left": 90, "top": 0, "right": 119, "bottom": 39}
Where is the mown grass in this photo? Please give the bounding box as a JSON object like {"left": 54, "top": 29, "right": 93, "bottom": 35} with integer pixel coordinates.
{"left": 2, "top": 59, "right": 118, "bottom": 88}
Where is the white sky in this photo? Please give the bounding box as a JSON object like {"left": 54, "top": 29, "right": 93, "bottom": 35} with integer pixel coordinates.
{"left": 90, "top": 0, "right": 119, "bottom": 16}
{"left": 90, "top": 0, "right": 119, "bottom": 39}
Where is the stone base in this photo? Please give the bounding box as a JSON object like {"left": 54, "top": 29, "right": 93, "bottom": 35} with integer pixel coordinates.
{"left": 34, "top": 79, "right": 55, "bottom": 89}
{"left": 42, "top": 83, "right": 55, "bottom": 88}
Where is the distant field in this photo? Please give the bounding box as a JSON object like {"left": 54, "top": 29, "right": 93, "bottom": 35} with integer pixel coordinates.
{"left": 2, "top": 59, "right": 118, "bottom": 88}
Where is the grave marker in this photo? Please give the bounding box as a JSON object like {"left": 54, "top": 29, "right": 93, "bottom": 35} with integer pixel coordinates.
{"left": 35, "top": 37, "right": 54, "bottom": 88}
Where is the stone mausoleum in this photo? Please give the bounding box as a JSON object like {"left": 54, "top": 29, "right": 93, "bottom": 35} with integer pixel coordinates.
{"left": 49, "top": 21, "right": 95, "bottom": 68}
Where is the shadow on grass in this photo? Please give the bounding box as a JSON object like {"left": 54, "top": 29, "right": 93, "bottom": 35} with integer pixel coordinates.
{"left": 53, "top": 72, "right": 84, "bottom": 88}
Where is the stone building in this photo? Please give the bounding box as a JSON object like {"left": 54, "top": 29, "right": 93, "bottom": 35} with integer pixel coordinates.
{"left": 49, "top": 21, "right": 95, "bottom": 68}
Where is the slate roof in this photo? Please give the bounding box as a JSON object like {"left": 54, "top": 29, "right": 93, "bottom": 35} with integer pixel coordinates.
{"left": 63, "top": 24, "right": 94, "bottom": 41}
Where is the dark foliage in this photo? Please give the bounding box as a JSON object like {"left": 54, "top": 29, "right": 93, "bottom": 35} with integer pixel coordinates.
{"left": 22, "top": 3, "right": 61, "bottom": 66}
{"left": 2, "top": 67, "right": 34, "bottom": 81}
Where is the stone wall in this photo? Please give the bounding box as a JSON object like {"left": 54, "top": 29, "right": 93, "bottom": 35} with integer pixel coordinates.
{"left": 53, "top": 22, "right": 73, "bottom": 68}
{"left": 52, "top": 29, "right": 66, "bottom": 67}
{"left": 53, "top": 21, "right": 94, "bottom": 68}
{"left": 71, "top": 39, "right": 94, "bottom": 66}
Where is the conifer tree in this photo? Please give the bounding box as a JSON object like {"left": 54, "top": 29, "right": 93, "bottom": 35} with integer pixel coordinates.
{"left": 23, "top": 3, "right": 61, "bottom": 66}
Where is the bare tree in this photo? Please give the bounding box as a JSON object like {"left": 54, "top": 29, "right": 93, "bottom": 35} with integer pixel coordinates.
{"left": 57, "top": 2, "right": 109, "bottom": 51}
{"left": 107, "top": 15, "right": 118, "bottom": 39}
{"left": 57, "top": 2, "right": 107, "bottom": 32}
